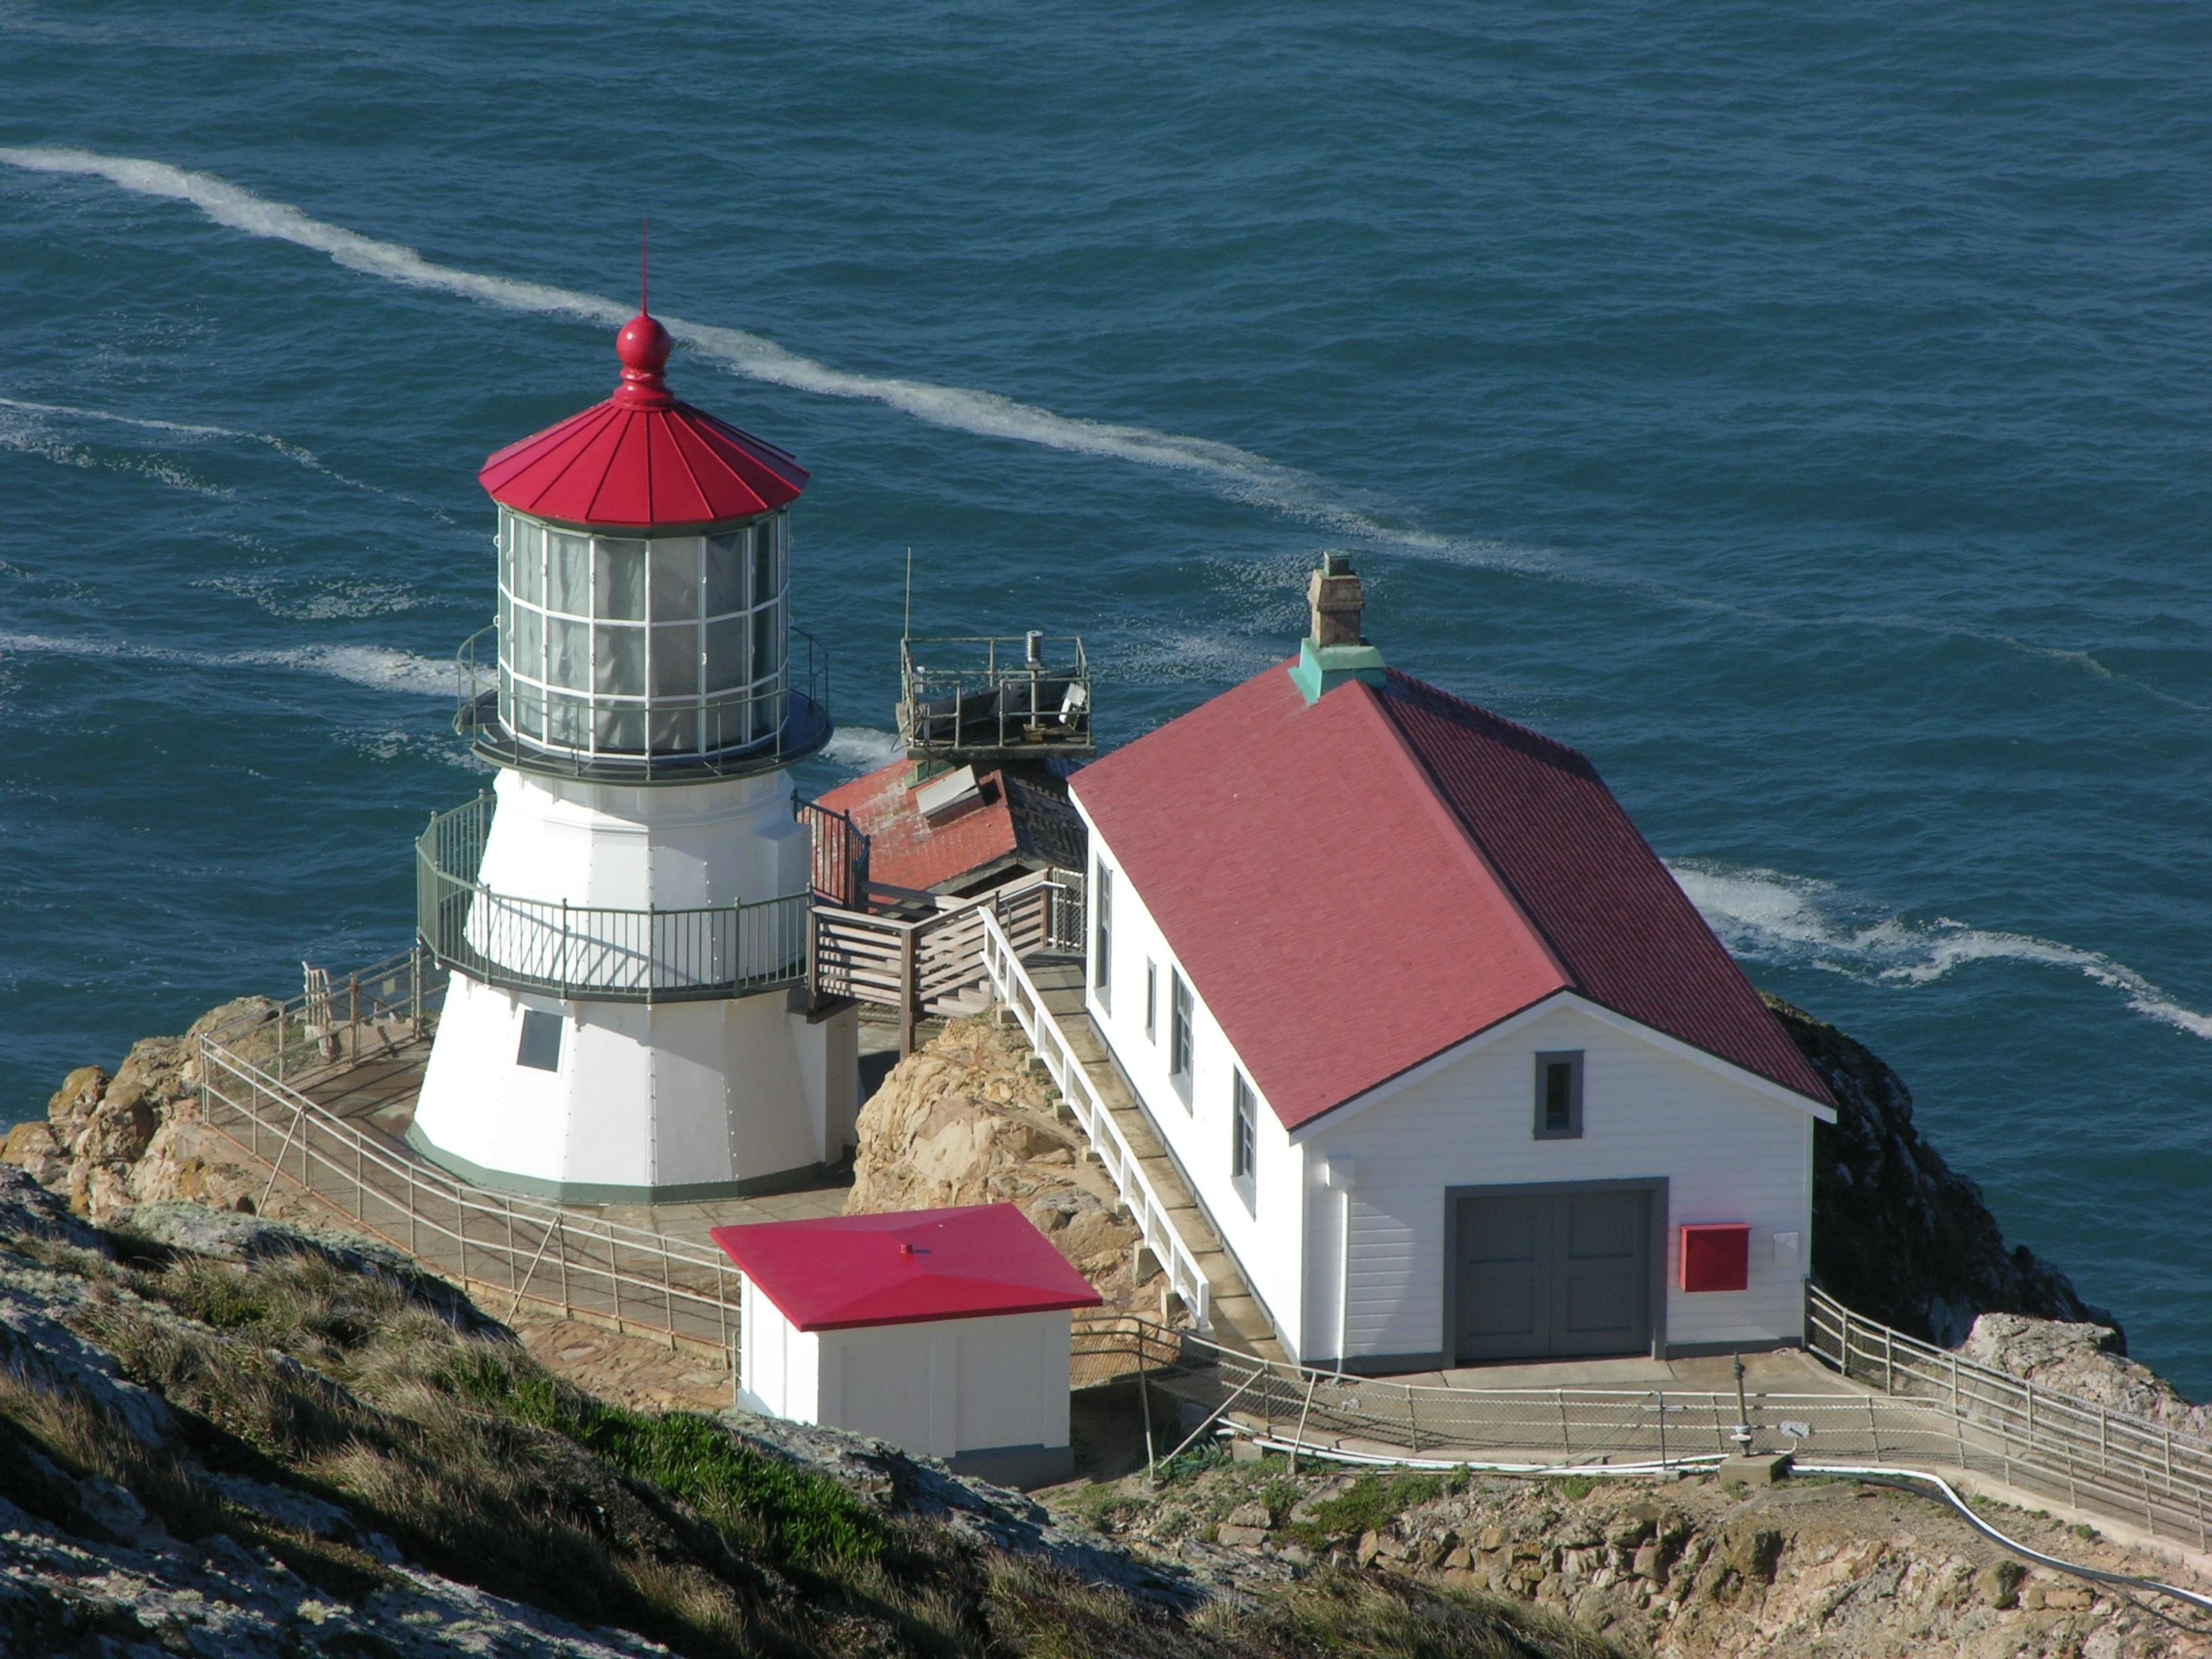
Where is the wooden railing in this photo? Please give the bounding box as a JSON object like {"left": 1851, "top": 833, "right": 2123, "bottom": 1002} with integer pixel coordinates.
{"left": 980, "top": 911, "right": 1213, "bottom": 1330}
{"left": 813, "top": 867, "right": 1082, "bottom": 1051}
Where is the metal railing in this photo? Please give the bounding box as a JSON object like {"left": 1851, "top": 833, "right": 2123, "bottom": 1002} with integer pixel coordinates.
{"left": 798, "top": 798, "right": 870, "bottom": 911}
{"left": 416, "top": 793, "right": 810, "bottom": 1003}
{"left": 195, "top": 955, "right": 747, "bottom": 1362}
{"left": 455, "top": 624, "right": 834, "bottom": 783}
{"left": 1065, "top": 1298, "right": 2212, "bottom": 1548}
{"left": 898, "top": 633, "right": 1094, "bottom": 760}
{"left": 1806, "top": 1285, "right": 2212, "bottom": 1546}
{"left": 980, "top": 911, "right": 1213, "bottom": 1330}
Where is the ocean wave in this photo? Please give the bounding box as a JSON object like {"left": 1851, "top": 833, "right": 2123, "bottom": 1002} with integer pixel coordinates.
{"left": 0, "top": 393, "right": 450, "bottom": 520}
{"left": 0, "top": 147, "right": 1533, "bottom": 569}
{"left": 822, "top": 725, "right": 902, "bottom": 771}
{"left": 1669, "top": 859, "right": 2212, "bottom": 1042}
{"left": 0, "top": 630, "right": 452, "bottom": 697}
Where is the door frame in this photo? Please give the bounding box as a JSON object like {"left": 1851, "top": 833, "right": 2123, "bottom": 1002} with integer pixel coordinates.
{"left": 1442, "top": 1177, "right": 1669, "bottom": 1366}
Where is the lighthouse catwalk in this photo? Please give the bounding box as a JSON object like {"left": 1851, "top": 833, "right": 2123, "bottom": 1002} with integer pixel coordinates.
{"left": 409, "top": 306, "right": 859, "bottom": 1201}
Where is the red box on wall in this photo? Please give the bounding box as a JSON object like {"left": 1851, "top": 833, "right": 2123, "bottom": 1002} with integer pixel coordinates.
{"left": 1679, "top": 1224, "right": 1751, "bottom": 1293}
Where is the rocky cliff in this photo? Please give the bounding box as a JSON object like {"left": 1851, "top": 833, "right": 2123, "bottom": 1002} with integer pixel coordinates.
{"left": 1768, "top": 995, "right": 2112, "bottom": 1347}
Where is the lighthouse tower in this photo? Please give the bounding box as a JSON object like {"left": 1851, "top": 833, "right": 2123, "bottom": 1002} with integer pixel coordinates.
{"left": 410, "top": 307, "right": 859, "bottom": 1202}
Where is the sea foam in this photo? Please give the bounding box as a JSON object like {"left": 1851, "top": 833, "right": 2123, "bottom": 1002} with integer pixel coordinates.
{"left": 1669, "top": 859, "right": 2212, "bottom": 1042}
{"left": 0, "top": 630, "right": 453, "bottom": 698}
{"left": 0, "top": 147, "right": 1532, "bottom": 568}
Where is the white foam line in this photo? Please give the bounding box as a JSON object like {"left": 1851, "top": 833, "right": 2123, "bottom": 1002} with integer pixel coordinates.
{"left": 0, "top": 392, "right": 452, "bottom": 520}
{"left": 0, "top": 146, "right": 1530, "bottom": 568}
{"left": 821, "top": 725, "right": 903, "bottom": 771}
{"left": 0, "top": 630, "right": 452, "bottom": 697}
{"left": 1670, "top": 859, "right": 2212, "bottom": 1042}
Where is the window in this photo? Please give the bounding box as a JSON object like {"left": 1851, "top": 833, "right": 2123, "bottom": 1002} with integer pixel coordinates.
{"left": 1145, "top": 960, "right": 1158, "bottom": 1043}
{"left": 1092, "top": 861, "right": 1113, "bottom": 1011}
{"left": 1533, "top": 1050, "right": 1583, "bottom": 1139}
{"left": 1169, "top": 971, "right": 1195, "bottom": 1106}
{"left": 517, "top": 1010, "right": 563, "bottom": 1072}
{"left": 1230, "top": 1070, "right": 1257, "bottom": 1210}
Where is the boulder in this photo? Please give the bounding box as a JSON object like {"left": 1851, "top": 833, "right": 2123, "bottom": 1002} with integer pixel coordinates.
{"left": 846, "top": 1017, "right": 1164, "bottom": 1320}
{"left": 1961, "top": 1313, "right": 2212, "bottom": 1435}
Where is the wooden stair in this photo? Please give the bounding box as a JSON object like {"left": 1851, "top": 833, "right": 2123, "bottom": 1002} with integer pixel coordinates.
{"left": 1022, "top": 961, "right": 1286, "bottom": 1365}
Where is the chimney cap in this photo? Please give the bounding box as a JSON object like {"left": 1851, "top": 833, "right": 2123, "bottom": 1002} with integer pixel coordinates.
{"left": 1291, "top": 554, "right": 1385, "bottom": 705}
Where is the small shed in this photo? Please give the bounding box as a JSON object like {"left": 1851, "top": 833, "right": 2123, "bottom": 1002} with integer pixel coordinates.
{"left": 711, "top": 1205, "right": 1102, "bottom": 1488}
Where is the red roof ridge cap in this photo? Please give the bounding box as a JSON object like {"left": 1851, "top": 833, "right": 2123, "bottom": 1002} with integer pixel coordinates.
{"left": 1344, "top": 677, "right": 1575, "bottom": 991}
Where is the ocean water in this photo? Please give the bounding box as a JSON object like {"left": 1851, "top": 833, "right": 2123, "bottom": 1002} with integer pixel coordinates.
{"left": 3, "top": 4, "right": 2208, "bottom": 1387}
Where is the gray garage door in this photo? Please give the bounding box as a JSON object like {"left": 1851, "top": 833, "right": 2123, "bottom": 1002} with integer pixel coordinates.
{"left": 1453, "top": 1188, "right": 1653, "bottom": 1363}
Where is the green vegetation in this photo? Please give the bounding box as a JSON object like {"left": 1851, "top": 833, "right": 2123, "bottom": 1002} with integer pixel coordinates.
{"left": 0, "top": 1220, "right": 1626, "bottom": 1658}
{"left": 1279, "top": 1470, "right": 1461, "bottom": 1552}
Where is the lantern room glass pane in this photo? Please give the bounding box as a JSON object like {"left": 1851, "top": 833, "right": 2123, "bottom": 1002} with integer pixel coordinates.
{"left": 704, "top": 616, "right": 747, "bottom": 692}
{"left": 594, "top": 624, "right": 645, "bottom": 697}
{"left": 652, "top": 537, "right": 700, "bottom": 619}
{"left": 704, "top": 532, "right": 746, "bottom": 616}
{"left": 548, "top": 532, "right": 590, "bottom": 615}
{"left": 512, "top": 606, "right": 543, "bottom": 683}
{"left": 750, "top": 607, "right": 777, "bottom": 685}
{"left": 703, "top": 692, "right": 750, "bottom": 751}
{"left": 651, "top": 624, "right": 700, "bottom": 696}
{"left": 548, "top": 616, "right": 590, "bottom": 691}
{"left": 752, "top": 522, "right": 778, "bottom": 609}
{"left": 595, "top": 540, "right": 647, "bottom": 620}
{"left": 594, "top": 703, "right": 645, "bottom": 751}
{"left": 512, "top": 683, "right": 544, "bottom": 742}
{"left": 547, "top": 692, "right": 588, "bottom": 748}
{"left": 511, "top": 519, "right": 543, "bottom": 605}
{"left": 651, "top": 706, "right": 700, "bottom": 753}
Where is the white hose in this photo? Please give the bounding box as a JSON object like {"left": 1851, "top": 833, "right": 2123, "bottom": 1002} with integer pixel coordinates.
{"left": 1224, "top": 1430, "right": 2212, "bottom": 1617}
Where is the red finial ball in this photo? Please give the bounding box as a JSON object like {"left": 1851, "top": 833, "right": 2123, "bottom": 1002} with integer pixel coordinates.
{"left": 617, "top": 312, "right": 671, "bottom": 375}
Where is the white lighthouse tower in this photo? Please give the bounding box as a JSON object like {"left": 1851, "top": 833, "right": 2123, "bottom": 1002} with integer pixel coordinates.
{"left": 410, "top": 305, "right": 859, "bottom": 1202}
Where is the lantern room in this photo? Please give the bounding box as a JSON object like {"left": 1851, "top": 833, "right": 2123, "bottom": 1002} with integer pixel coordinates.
{"left": 467, "top": 309, "right": 824, "bottom": 778}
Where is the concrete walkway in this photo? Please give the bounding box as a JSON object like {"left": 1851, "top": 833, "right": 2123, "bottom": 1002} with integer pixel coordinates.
{"left": 1022, "top": 960, "right": 1287, "bottom": 1365}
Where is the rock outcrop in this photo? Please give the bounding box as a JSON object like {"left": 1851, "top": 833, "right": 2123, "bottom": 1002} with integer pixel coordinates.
{"left": 846, "top": 1017, "right": 1172, "bottom": 1323}
{"left": 1962, "top": 1313, "right": 2212, "bottom": 1437}
{"left": 1768, "top": 996, "right": 2112, "bottom": 1348}
{"left": 3, "top": 997, "right": 278, "bottom": 1224}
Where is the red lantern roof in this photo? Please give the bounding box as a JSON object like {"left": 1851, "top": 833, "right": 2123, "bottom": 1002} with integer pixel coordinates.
{"left": 479, "top": 311, "right": 808, "bottom": 530}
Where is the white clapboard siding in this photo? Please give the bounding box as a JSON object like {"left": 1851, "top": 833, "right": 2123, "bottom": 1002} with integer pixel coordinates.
{"left": 1075, "top": 821, "right": 1312, "bottom": 1355}
{"left": 1301, "top": 1001, "right": 1814, "bottom": 1361}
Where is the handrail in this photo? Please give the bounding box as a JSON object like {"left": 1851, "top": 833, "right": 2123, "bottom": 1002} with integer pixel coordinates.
{"left": 897, "top": 632, "right": 1093, "bottom": 759}
{"left": 455, "top": 624, "right": 835, "bottom": 783}
{"left": 979, "top": 910, "right": 1211, "bottom": 1330}
{"left": 416, "top": 793, "right": 810, "bottom": 1003}
{"left": 196, "top": 974, "right": 746, "bottom": 1363}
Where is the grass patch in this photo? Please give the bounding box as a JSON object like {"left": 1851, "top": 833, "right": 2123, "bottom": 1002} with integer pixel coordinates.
{"left": 1282, "top": 1469, "right": 1458, "bottom": 1548}
{"left": 446, "top": 1354, "right": 881, "bottom": 1567}
{"left": 1552, "top": 1475, "right": 1597, "bottom": 1502}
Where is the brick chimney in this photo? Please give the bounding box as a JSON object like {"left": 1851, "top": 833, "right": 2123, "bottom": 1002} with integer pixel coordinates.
{"left": 1289, "top": 553, "right": 1386, "bottom": 705}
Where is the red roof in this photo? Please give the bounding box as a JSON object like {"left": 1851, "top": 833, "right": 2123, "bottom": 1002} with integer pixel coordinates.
{"left": 1070, "top": 664, "right": 1834, "bottom": 1131}
{"left": 479, "top": 311, "right": 808, "bottom": 529}
{"left": 709, "top": 1204, "right": 1103, "bottom": 1332}
{"left": 816, "top": 759, "right": 1085, "bottom": 894}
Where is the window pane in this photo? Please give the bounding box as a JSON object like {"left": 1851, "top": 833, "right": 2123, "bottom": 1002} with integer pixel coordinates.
{"left": 512, "top": 519, "right": 543, "bottom": 604}
{"left": 651, "top": 623, "right": 700, "bottom": 697}
{"left": 548, "top": 532, "right": 590, "bottom": 614}
{"left": 651, "top": 537, "right": 700, "bottom": 620}
{"left": 594, "top": 624, "right": 645, "bottom": 697}
{"left": 650, "top": 706, "right": 701, "bottom": 753}
{"left": 595, "top": 539, "right": 647, "bottom": 620}
{"left": 752, "top": 517, "right": 779, "bottom": 608}
{"left": 497, "top": 590, "right": 511, "bottom": 664}
{"left": 511, "top": 605, "right": 543, "bottom": 683}
{"left": 704, "top": 616, "right": 748, "bottom": 691}
{"left": 749, "top": 601, "right": 778, "bottom": 684}
{"left": 594, "top": 703, "right": 645, "bottom": 751}
{"left": 546, "top": 692, "right": 589, "bottom": 748}
{"left": 548, "top": 616, "right": 590, "bottom": 690}
{"left": 704, "top": 532, "right": 746, "bottom": 616}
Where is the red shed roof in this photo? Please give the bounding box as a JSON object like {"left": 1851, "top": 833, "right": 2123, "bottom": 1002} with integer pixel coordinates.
{"left": 1070, "top": 664, "right": 1834, "bottom": 1131}
{"left": 816, "top": 758, "right": 1085, "bottom": 894}
{"left": 709, "top": 1204, "right": 1103, "bottom": 1332}
{"left": 479, "top": 310, "right": 808, "bottom": 530}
